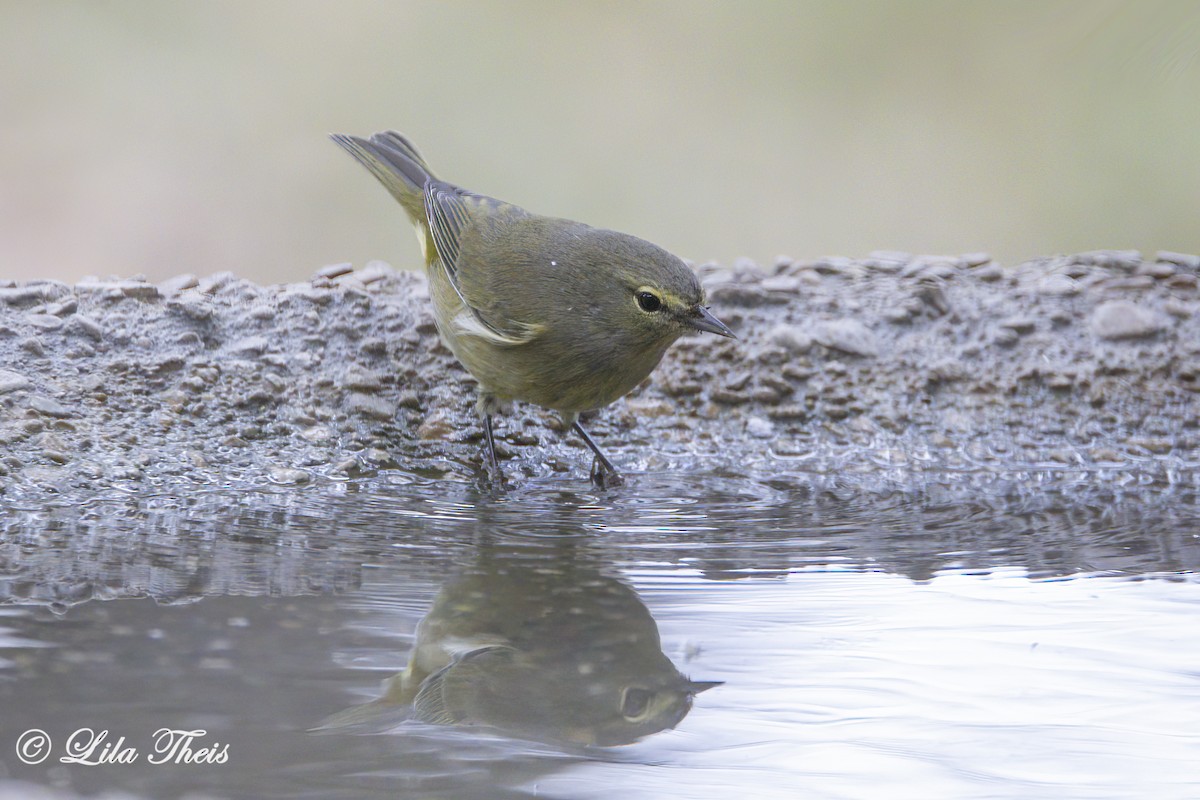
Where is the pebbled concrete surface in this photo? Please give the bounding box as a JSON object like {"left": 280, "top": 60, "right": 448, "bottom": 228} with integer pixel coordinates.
{"left": 1, "top": 249, "right": 1197, "bottom": 501}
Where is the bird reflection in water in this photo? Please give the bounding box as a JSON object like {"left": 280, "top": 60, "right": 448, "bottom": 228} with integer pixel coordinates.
{"left": 316, "top": 557, "right": 720, "bottom": 747}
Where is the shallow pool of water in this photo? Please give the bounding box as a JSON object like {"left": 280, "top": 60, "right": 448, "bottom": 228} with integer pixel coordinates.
{"left": 1, "top": 470, "right": 1198, "bottom": 799}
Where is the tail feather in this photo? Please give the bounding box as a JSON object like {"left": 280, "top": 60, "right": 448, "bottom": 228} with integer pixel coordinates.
{"left": 369, "top": 131, "right": 435, "bottom": 177}
{"left": 330, "top": 130, "right": 436, "bottom": 224}
{"left": 332, "top": 130, "right": 443, "bottom": 261}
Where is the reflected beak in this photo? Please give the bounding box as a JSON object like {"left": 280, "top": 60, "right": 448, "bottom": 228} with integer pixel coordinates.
{"left": 686, "top": 680, "right": 724, "bottom": 695}
{"left": 686, "top": 305, "right": 737, "bottom": 339}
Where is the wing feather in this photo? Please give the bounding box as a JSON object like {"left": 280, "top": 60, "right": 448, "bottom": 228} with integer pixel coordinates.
{"left": 424, "top": 181, "right": 543, "bottom": 346}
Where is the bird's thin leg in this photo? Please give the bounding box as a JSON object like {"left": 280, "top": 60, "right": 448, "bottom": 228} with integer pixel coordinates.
{"left": 572, "top": 421, "right": 620, "bottom": 484}
{"left": 476, "top": 392, "right": 508, "bottom": 482}
{"left": 482, "top": 413, "right": 502, "bottom": 479}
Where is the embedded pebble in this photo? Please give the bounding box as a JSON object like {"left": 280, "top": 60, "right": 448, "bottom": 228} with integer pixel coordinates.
{"left": 343, "top": 368, "right": 385, "bottom": 392}
{"left": 975, "top": 265, "right": 1003, "bottom": 282}
{"left": 1101, "top": 275, "right": 1155, "bottom": 291}
{"left": 283, "top": 285, "right": 333, "bottom": 306}
{"left": 230, "top": 335, "right": 270, "bottom": 356}
{"left": 198, "top": 272, "right": 237, "bottom": 294}
{"left": 26, "top": 313, "right": 63, "bottom": 331}
{"left": 71, "top": 315, "right": 104, "bottom": 341}
{"left": 1125, "top": 436, "right": 1173, "bottom": 455}
{"left": 760, "top": 276, "right": 803, "bottom": 293}
{"left": 159, "top": 273, "right": 200, "bottom": 294}
{"left": 1074, "top": 249, "right": 1141, "bottom": 271}
{"left": 1164, "top": 299, "right": 1193, "bottom": 319}
{"left": 363, "top": 447, "right": 394, "bottom": 464}
{"left": 998, "top": 317, "right": 1036, "bottom": 334}
{"left": 770, "top": 255, "right": 796, "bottom": 274}
{"left": 810, "top": 257, "right": 854, "bottom": 275}
{"left": 1089, "top": 300, "right": 1166, "bottom": 340}
{"left": 766, "top": 324, "right": 813, "bottom": 354}
{"left": 707, "top": 283, "right": 770, "bottom": 307}
{"left": 766, "top": 404, "right": 809, "bottom": 421}
{"left": 0, "top": 283, "right": 70, "bottom": 306}
{"left": 29, "top": 396, "right": 73, "bottom": 418}
{"left": 1136, "top": 261, "right": 1175, "bottom": 279}
{"left": 314, "top": 263, "right": 354, "bottom": 280}
{"left": 76, "top": 460, "right": 104, "bottom": 479}
{"left": 916, "top": 282, "right": 950, "bottom": 315}
{"left": 913, "top": 261, "right": 958, "bottom": 281}
{"left": 865, "top": 250, "right": 912, "bottom": 271}
{"left": 812, "top": 319, "right": 880, "bottom": 358}
{"left": 624, "top": 398, "right": 675, "bottom": 418}
{"left": 1157, "top": 251, "right": 1200, "bottom": 271}
{"left": 1038, "top": 274, "right": 1081, "bottom": 296}
{"left": 993, "top": 326, "right": 1019, "bottom": 347}
{"left": 746, "top": 416, "right": 774, "bottom": 438}
{"left": 76, "top": 281, "right": 162, "bottom": 300}
{"left": 47, "top": 299, "right": 78, "bottom": 316}
{"left": 359, "top": 337, "right": 388, "bottom": 356}
{"left": 346, "top": 393, "right": 396, "bottom": 421}
{"left": 417, "top": 408, "right": 456, "bottom": 440}
{"left": 358, "top": 261, "right": 395, "bottom": 284}
{"left": 269, "top": 467, "right": 311, "bottom": 485}
{"left": 301, "top": 426, "right": 334, "bottom": 443}
{"left": 396, "top": 390, "right": 422, "bottom": 410}
{"left": 0, "top": 369, "right": 32, "bottom": 394}
{"left": 1, "top": 286, "right": 49, "bottom": 306}
{"left": 169, "top": 294, "right": 214, "bottom": 321}
{"left": 961, "top": 252, "right": 993, "bottom": 267}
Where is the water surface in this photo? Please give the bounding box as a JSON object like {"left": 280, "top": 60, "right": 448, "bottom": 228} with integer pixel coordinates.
{"left": 1, "top": 470, "right": 1198, "bottom": 799}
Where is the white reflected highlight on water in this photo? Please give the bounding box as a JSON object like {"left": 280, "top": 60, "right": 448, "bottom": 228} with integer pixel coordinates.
{"left": 541, "top": 569, "right": 1200, "bottom": 799}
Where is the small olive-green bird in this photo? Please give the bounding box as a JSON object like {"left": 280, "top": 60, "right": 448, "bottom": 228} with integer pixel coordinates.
{"left": 331, "top": 131, "right": 735, "bottom": 482}
{"left": 313, "top": 561, "right": 721, "bottom": 746}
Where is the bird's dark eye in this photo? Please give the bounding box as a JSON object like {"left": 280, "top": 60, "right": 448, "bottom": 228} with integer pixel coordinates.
{"left": 621, "top": 687, "right": 653, "bottom": 718}
{"left": 636, "top": 291, "right": 663, "bottom": 313}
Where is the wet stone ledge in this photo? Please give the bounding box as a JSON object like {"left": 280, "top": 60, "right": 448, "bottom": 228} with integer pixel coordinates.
{"left": 1, "top": 250, "right": 1198, "bottom": 502}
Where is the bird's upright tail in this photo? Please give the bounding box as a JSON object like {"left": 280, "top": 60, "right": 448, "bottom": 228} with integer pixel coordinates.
{"left": 330, "top": 131, "right": 438, "bottom": 258}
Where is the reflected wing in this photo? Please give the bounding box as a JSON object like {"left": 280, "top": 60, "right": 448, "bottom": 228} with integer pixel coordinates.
{"left": 413, "top": 645, "right": 519, "bottom": 725}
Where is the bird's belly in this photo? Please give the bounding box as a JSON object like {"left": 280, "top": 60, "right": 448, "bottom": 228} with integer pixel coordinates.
{"left": 453, "top": 334, "right": 663, "bottom": 414}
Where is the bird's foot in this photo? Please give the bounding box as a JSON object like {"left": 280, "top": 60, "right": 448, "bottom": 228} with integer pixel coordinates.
{"left": 589, "top": 456, "right": 624, "bottom": 488}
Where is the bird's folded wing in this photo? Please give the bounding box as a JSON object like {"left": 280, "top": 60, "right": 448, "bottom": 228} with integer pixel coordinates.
{"left": 424, "top": 180, "right": 544, "bottom": 345}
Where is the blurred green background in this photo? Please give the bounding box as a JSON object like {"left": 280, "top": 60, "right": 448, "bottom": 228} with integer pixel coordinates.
{"left": 2, "top": 0, "right": 1197, "bottom": 285}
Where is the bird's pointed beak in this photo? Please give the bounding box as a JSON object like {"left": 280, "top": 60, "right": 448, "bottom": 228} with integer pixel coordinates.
{"left": 687, "top": 305, "right": 736, "bottom": 339}
{"left": 686, "top": 680, "right": 724, "bottom": 695}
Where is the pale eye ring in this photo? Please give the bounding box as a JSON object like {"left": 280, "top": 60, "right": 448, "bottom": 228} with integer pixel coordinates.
{"left": 621, "top": 686, "right": 653, "bottom": 718}
{"left": 636, "top": 291, "right": 663, "bottom": 313}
